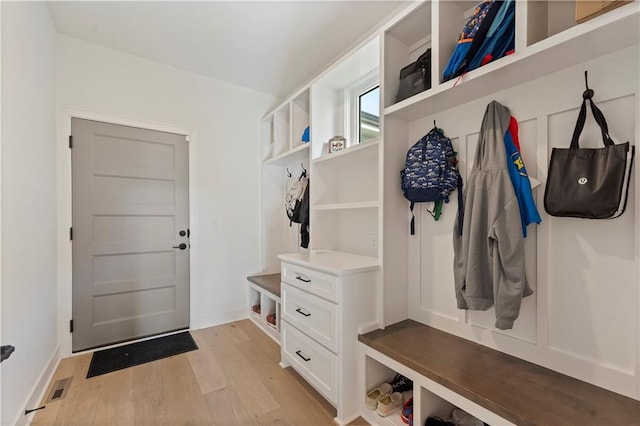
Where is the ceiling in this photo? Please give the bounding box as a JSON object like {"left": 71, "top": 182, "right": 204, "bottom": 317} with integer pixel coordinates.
{"left": 47, "top": 1, "right": 404, "bottom": 99}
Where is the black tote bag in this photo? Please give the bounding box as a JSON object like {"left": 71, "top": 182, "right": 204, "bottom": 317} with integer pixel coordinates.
{"left": 544, "top": 74, "right": 634, "bottom": 219}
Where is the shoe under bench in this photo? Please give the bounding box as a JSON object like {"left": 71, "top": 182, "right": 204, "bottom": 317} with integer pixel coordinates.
{"left": 247, "top": 273, "right": 282, "bottom": 342}
{"left": 359, "top": 319, "right": 640, "bottom": 426}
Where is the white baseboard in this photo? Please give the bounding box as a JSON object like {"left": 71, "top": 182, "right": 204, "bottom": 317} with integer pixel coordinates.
{"left": 195, "top": 308, "right": 248, "bottom": 330}
{"left": 16, "top": 346, "right": 60, "bottom": 426}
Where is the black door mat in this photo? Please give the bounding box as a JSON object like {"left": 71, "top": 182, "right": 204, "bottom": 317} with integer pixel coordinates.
{"left": 86, "top": 331, "right": 198, "bottom": 378}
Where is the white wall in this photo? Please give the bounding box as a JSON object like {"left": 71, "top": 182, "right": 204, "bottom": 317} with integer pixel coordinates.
{"left": 1, "top": 2, "right": 59, "bottom": 425}
{"left": 55, "top": 34, "right": 277, "bottom": 355}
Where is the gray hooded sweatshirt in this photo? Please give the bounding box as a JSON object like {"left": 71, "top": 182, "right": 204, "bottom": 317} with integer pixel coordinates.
{"left": 453, "top": 100, "right": 532, "bottom": 330}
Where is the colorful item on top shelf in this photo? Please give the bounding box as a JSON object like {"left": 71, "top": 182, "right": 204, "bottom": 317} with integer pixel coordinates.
{"left": 544, "top": 71, "right": 635, "bottom": 219}
{"left": 453, "top": 100, "right": 534, "bottom": 331}
{"left": 401, "top": 125, "right": 463, "bottom": 235}
{"left": 442, "top": 0, "right": 515, "bottom": 82}
{"left": 301, "top": 126, "right": 310, "bottom": 143}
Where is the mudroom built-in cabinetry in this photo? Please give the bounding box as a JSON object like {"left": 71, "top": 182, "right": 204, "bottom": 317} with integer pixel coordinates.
{"left": 254, "top": 1, "right": 640, "bottom": 424}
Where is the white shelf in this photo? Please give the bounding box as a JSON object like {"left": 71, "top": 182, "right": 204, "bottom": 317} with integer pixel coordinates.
{"left": 262, "top": 143, "right": 310, "bottom": 166}
{"left": 278, "top": 250, "right": 380, "bottom": 276}
{"left": 313, "top": 201, "right": 379, "bottom": 211}
{"left": 312, "top": 138, "right": 380, "bottom": 164}
{"left": 384, "top": 3, "right": 640, "bottom": 121}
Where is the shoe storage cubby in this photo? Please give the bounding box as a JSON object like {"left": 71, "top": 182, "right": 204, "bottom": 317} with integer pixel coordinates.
{"left": 247, "top": 274, "right": 282, "bottom": 343}
{"left": 362, "top": 343, "right": 513, "bottom": 426}
{"left": 363, "top": 353, "right": 414, "bottom": 426}
{"left": 249, "top": 286, "right": 261, "bottom": 318}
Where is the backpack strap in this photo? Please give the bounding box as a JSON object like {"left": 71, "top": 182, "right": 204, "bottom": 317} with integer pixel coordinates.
{"left": 410, "top": 202, "right": 415, "bottom": 235}
{"left": 456, "top": 173, "right": 464, "bottom": 236}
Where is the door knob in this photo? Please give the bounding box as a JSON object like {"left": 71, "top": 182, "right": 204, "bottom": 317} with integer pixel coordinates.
{"left": 173, "top": 243, "right": 187, "bottom": 250}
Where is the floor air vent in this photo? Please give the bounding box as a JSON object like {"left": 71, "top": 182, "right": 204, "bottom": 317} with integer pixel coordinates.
{"left": 46, "top": 377, "right": 72, "bottom": 402}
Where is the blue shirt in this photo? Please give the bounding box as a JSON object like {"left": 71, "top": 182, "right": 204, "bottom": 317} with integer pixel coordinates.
{"left": 504, "top": 129, "right": 541, "bottom": 237}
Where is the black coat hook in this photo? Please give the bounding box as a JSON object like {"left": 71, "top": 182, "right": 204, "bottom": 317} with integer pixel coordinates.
{"left": 583, "top": 70, "right": 594, "bottom": 100}
{"left": 286, "top": 168, "right": 292, "bottom": 178}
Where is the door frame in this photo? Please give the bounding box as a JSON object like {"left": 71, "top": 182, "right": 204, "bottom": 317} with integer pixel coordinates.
{"left": 57, "top": 107, "right": 200, "bottom": 357}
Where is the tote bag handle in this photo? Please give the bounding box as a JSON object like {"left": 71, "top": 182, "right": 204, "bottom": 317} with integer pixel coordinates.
{"left": 570, "top": 71, "right": 615, "bottom": 149}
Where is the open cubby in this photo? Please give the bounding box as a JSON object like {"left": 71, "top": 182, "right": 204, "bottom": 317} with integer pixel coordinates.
{"left": 311, "top": 142, "right": 379, "bottom": 206}
{"left": 311, "top": 208, "right": 379, "bottom": 258}
{"left": 249, "top": 286, "right": 261, "bottom": 317}
{"left": 292, "top": 89, "right": 311, "bottom": 149}
{"left": 273, "top": 104, "right": 291, "bottom": 156}
{"left": 261, "top": 115, "right": 274, "bottom": 161}
{"left": 419, "top": 386, "right": 458, "bottom": 426}
{"left": 383, "top": 1, "right": 433, "bottom": 108}
{"left": 247, "top": 274, "right": 282, "bottom": 343}
{"left": 363, "top": 354, "right": 414, "bottom": 426}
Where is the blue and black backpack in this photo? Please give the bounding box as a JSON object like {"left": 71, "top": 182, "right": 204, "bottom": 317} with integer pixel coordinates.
{"left": 401, "top": 126, "right": 463, "bottom": 235}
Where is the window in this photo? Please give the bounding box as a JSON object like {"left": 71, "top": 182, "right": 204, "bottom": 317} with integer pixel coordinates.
{"left": 345, "top": 69, "right": 380, "bottom": 146}
{"left": 359, "top": 86, "right": 380, "bottom": 143}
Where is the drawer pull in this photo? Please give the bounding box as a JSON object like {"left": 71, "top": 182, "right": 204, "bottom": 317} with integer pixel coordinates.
{"left": 295, "top": 275, "right": 311, "bottom": 283}
{"left": 295, "top": 350, "right": 311, "bottom": 362}
{"left": 295, "top": 307, "right": 311, "bottom": 317}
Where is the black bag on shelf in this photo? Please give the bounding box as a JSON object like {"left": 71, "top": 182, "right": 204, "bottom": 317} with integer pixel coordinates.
{"left": 395, "top": 48, "right": 431, "bottom": 103}
{"left": 544, "top": 72, "right": 635, "bottom": 219}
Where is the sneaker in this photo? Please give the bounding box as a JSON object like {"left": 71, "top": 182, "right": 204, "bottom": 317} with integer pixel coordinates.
{"left": 401, "top": 397, "right": 413, "bottom": 424}
{"left": 425, "top": 417, "right": 455, "bottom": 426}
{"left": 266, "top": 313, "right": 276, "bottom": 325}
{"left": 391, "top": 373, "right": 413, "bottom": 393}
{"left": 365, "top": 383, "right": 392, "bottom": 410}
{"left": 450, "top": 408, "right": 483, "bottom": 426}
{"left": 376, "top": 392, "right": 403, "bottom": 417}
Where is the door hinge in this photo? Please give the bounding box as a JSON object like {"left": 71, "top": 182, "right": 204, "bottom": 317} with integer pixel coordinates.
{"left": 69, "top": 319, "right": 73, "bottom": 333}
{"left": 69, "top": 135, "right": 73, "bottom": 148}
{"left": 69, "top": 227, "right": 73, "bottom": 241}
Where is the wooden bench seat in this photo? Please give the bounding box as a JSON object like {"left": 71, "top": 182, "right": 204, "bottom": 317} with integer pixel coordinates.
{"left": 359, "top": 319, "right": 640, "bottom": 426}
{"left": 247, "top": 273, "right": 281, "bottom": 298}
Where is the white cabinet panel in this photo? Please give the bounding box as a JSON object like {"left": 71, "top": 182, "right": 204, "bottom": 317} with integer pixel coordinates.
{"left": 282, "top": 284, "right": 338, "bottom": 352}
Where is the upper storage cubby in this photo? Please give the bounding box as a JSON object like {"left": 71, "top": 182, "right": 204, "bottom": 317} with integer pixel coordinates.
{"left": 292, "top": 89, "right": 310, "bottom": 149}
{"left": 383, "top": 0, "right": 639, "bottom": 121}
{"left": 383, "top": 1, "right": 432, "bottom": 109}
{"left": 262, "top": 88, "right": 311, "bottom": 166}
{"left": 311, "top": 37, "right": 380, "bottom": 160}
{"left": 273, "top": 103, "right": 291, "bottom": 157}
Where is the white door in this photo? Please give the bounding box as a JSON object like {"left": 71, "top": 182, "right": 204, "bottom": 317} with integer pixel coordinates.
{"left": 71, "top": 118, "right": 190, "bottom": 351}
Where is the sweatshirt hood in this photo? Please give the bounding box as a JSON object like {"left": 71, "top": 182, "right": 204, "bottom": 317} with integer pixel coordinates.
{"left": 474, "top": 100, "right": 511, "bottom": 171}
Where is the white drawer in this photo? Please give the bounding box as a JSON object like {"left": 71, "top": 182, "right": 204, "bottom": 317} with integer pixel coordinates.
{"left": 281, "top": 262, "right": 337, "bottom": 303}
{"left": 282, "top": 284, "right": 338, "bottom": 352}
{"left": 282, "top": 321, "right": 338, "bottom": 404}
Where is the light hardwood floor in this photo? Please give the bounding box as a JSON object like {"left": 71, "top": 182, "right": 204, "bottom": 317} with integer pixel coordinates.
{"left": 32, "top": 320, "right": 369, "bottom": 426}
